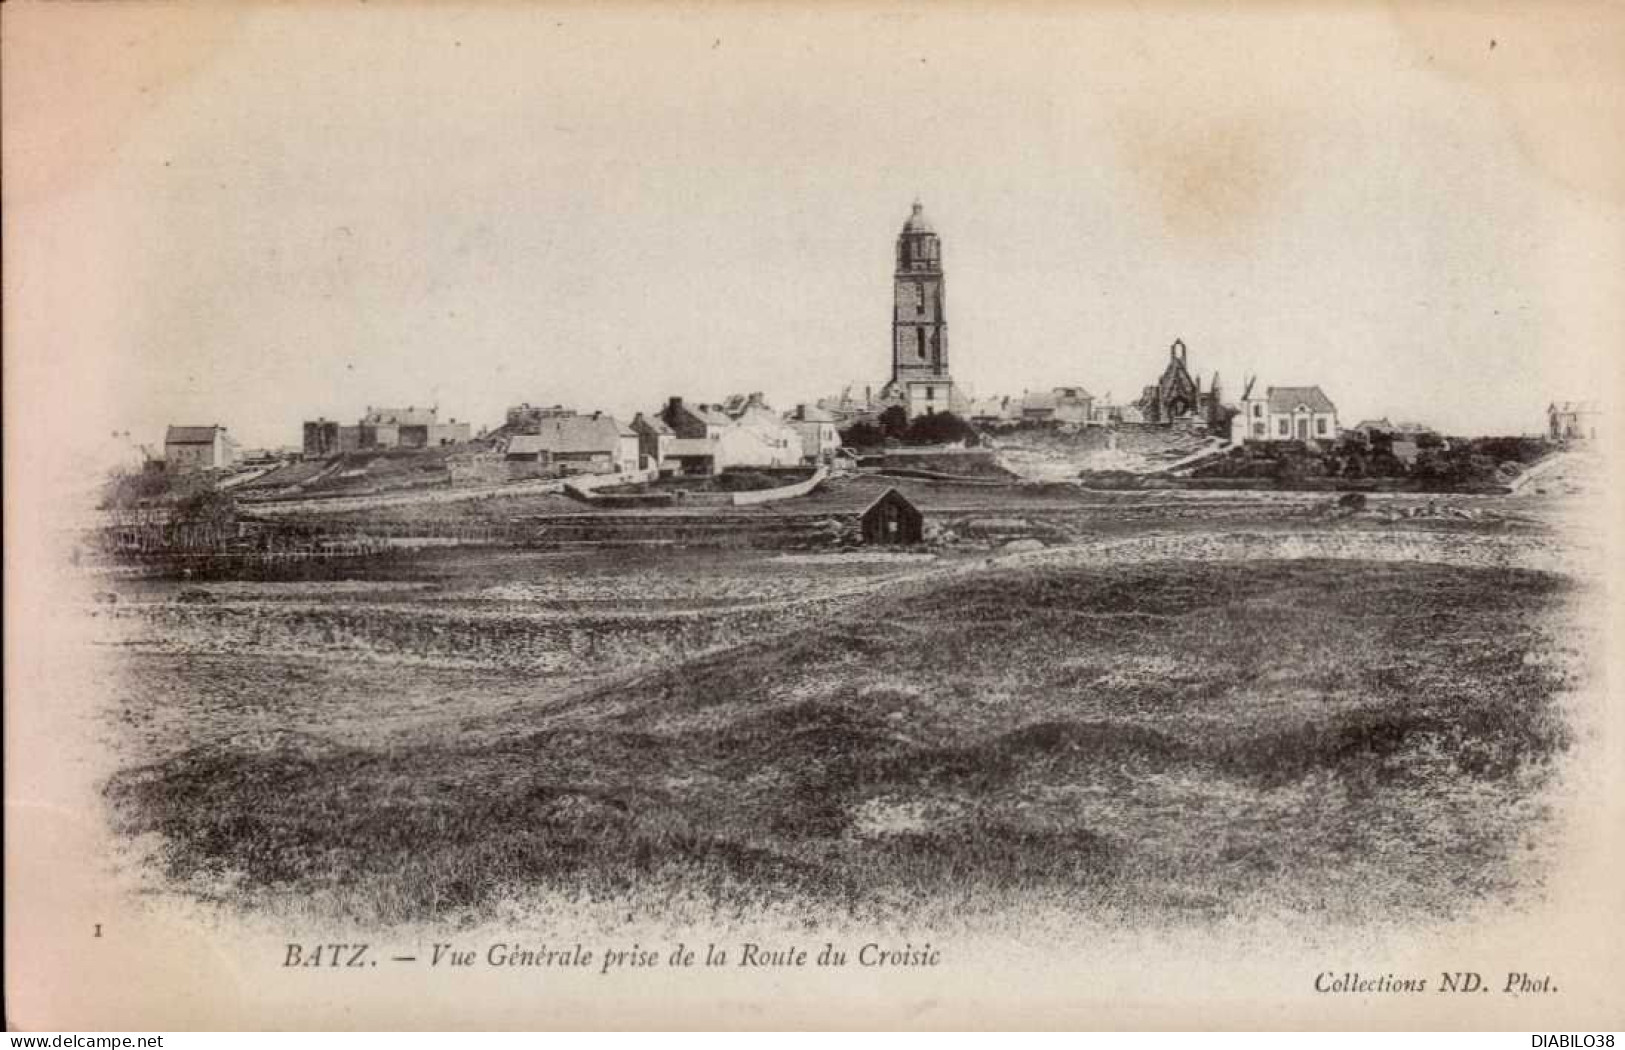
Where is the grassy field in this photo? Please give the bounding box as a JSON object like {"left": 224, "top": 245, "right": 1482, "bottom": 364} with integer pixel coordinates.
{"left": 101, "top": 547, "right": 1585, "bottom": 928}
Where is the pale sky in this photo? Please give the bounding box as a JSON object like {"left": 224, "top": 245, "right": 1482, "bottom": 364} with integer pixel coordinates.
{"left": 7, "top": 3, "right": 1624, "bottom": 454}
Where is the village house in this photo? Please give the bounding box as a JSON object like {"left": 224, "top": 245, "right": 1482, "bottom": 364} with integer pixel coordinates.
{"left": 1347, "top": 418, "right": 1437, "bottom": 446}
{"left": 358, "top": 405, "right": 430, "bottom": 449}
{"left": 304, "top": 406, "right": 469, "bottom": 456}
{"left": 1019, "top": 386, "right": 1095, "bottom": 425}
{"left": 785, "top": 404, "right": 842, "bottom": 464}
{"left": 719, "top": 398, "right": 801, "bottom": 468}
{"left": 501, "top": 412, "right": 637, "bottom": 477}
{"left": 302, "top": 418, "right": 363, "bottom": 457}
{"left": 163, "top": 425, "right": 240, "bottom": 473}
{"left": 1547, "top": 401, "right": 1601, "bottom": 442}
{"left": 659, "top": 397, "right": 734, "bottom": 475}
{"left": 1234, "top": 379, "right": 1340, "bottom": 443}
{"left": 1088, "top": 397, "right": 1129, "bottom": 426}
{"left": 656, "top": 396, "right": 801, "bottom": 475}
{"left": 967, "top": 396, "right": 1015, "bottom": 427}
{"left": 360, "top": 406, "right": 470, "bottom": 449}
{"left": 238, "top": 447, "right": 295, "bottom": 466}
{"left": 630, "top": 412, "right": 675, "bottom": 472}
{"left": 813, "top": 383, "right": 883, "bottom": 428}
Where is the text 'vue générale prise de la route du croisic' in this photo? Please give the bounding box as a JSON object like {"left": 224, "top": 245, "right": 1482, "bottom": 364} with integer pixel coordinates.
{"left": 283, "top": 941, "right": 943, "bottom": 975}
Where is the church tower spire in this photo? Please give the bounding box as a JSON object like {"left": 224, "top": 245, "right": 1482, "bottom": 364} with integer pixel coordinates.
{"left": 883, "top": 200, "right": 958, "bottom": 417}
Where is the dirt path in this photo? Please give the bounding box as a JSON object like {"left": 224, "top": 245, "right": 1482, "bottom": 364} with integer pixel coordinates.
{"left": 1148, "top": 439, "right": 1234, "bottom": 475}
{"left": 1505, "top": 451, "right": 1582, "bottom": 496}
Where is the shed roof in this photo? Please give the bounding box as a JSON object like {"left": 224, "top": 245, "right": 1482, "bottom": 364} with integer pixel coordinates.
{"left": 789, "top": 479, "right": 925, "bottom": 517}
{"left": 858, "top": 486, "right": 921, "bottom": 519}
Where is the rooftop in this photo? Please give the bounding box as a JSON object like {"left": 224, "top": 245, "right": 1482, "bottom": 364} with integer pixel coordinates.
{"left": 165, "top": 425, "right": 228, "bottom": 445}
{"left": 505, "top": 414, "right": 630, "bottom": 455}
{"left": 788, "top": 404, "right": 838, "bottom": 424}
{"left": 1265, "top": 386, "right": 1337, "bottom": 414}
{"left": 363, "top": 406, "right": 438, "bottom": 426}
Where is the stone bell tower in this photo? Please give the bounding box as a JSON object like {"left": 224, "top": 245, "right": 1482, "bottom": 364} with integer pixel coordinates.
{"left": 881, "top": 200, "right": 959, "bottom": 417}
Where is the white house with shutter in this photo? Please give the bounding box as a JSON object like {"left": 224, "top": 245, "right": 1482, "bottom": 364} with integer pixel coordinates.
{"left": 1233, "top": 380, "right": 1340, "bottom": 444}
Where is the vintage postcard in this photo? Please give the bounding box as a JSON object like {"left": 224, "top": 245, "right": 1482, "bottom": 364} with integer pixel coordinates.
{"left": 5, "top": 0, "right": 1623, "bottom": 1031}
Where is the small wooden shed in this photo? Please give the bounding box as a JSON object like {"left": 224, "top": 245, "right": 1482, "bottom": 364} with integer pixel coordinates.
{"left": 858, "top": 486, "right": 924, "bottom": 545}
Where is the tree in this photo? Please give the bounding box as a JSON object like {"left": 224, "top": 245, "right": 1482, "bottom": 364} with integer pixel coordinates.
{"left": 1274, "top": 451, "right": 1317, "bottom": 483}
{"left": 100, "top": 468, "right": 175, "bottom": 510}
{"left": 839, "top": 421, "right": 886, "bottom": 450}
{"left": 1410, "top": 448, "right": 1448, "bottom": 481}
{"left": 878, "top": 405, "right": 911, "bottom": 440}
{"left": 903, "top": 411, "right": 979, "bottom": 447}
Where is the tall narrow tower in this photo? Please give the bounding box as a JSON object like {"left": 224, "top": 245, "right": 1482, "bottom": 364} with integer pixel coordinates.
{"left": 882, "top": 200, "right": 958, "bottom": 417}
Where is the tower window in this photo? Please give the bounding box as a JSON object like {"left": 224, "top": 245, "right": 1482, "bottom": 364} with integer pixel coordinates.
{"left": 917, "top": 328, "right": 927, "bottom": 359}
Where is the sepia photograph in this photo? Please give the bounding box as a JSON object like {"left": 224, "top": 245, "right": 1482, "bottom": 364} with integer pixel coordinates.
{"left": 5, "top": 0, "right": 1623, "bottom": 1032}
